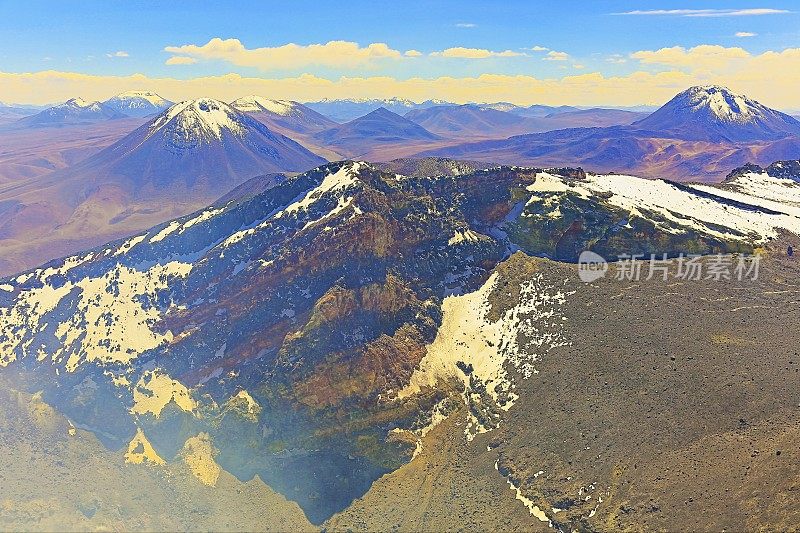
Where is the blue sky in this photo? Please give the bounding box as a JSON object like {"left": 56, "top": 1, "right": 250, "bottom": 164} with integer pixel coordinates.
{"left": 0, "top": 1, "right": 798, "bottom": 107}
{"left": 1, "top": 0, "right": 798, "bottom": 77}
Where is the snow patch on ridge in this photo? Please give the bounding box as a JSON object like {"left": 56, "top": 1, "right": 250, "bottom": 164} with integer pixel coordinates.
{"left": 131, "top": 368, "right": 197, "bottom": 417}
{"left": 0, "top": 260, "right": 193, "bottom": 371}
{"left": 706, "top": 172, "right": 800, "bottom": 213}
{"left": 528, "top": 171, "right": 800, "bottom": 242}
{"left": 398, "top": 268, "right": 571, "bottom": 440}
{"left": 181, "top": 433, "right": 221, "bottom": 486}
{"left": 232, "top": 95, "right": 297, "bottom": 116}
{"left": 279, "top": 162, "right": 363, "bottom": 217}
{"left": 125, "top": 428, "right": 166, "bottom": 465}
{"left": 220, "top": 162, "right": 364, "bottom": 248}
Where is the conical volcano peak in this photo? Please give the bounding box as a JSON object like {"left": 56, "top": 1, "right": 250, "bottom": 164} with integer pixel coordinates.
{"left": 631, "top": 85, "right": 800, "bottom": 141}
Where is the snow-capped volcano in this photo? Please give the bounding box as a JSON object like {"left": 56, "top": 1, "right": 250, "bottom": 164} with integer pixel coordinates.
{"left": 15, "top": 97, "right": 126, "bottom": 127}
{"left": 632, "top": 85, "right": 800, "bottom": 142}
{"left": 231, "top": 95, "right": 337, "bottom": 134}
{"left": 69, "top": 98, "right": 326, "bottom": 195}
{"left": 104, "top": 91, "right": 172, "bottom": 117}
{"left": 0, "top": 98, "right": 326, "bottom": 272}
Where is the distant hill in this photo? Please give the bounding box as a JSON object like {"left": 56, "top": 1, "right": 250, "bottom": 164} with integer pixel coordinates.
{"left": 60, "top": 98, "right": 325, "bottom": 199}
{"left": 14, "top": 97, "right": 126, "bottom": 127}
{"left": 313, "top": 107, "right": 439, "bottom": 157}
{"left": 405, "top": 104, "right": 532, "bottom": 138}
{"left": 0, "top": 105, "right": 37, "bottom": 125}
{"left": 231, "top": 95, "right": 338, "bottom": 134}
{"left": 507, "top": 103, "right": 580, "bottom": 117}
{"left": 104, "top": 91, "right": 173, "bottom": 117}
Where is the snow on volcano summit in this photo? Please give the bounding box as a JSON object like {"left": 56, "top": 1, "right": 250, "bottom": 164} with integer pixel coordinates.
{"left": 147, "top": 98, "right": 253, "bottom": 141}
{"left": 632, "top": 85, "right": 800, "bottom": 142}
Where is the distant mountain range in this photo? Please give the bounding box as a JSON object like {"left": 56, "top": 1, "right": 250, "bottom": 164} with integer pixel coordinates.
{"left": 305, "top": 98, "right": 448, "bottom": 122}
{"left": 0, "top": 98, "right": 325, "bottom": 274}
{"left": 485, "top": 102, "right": 580, "bottom": 117}
{"left": 403, "top": 104, "right": 645, "bottom": 139}
{"left": 5, "top": 92, "right": 173, "bottom": 127}
{"left": 303, "top": 98, "right": 653, "bottom": 125}
{"left": 420, "top": 86, "right": 800, "bottom": 181}
{"left": 404, "top": 104, "right": 534, "bottom": 138}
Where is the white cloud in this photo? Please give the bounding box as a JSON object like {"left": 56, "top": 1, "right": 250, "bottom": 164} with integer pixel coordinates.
{"left": 164, "top": 38, "right": 403, "bottom": 71}
{"left": 606, "top": 54, "right": 627, "bottom": 64}
{"left": 543, "top": 51, "right": 570, "bottom": 61}
{"left": 0, "top": 69, "right": 696, "bottom": 107}
{"left": 455, "top": 22, "right": 477, "bottom": 28}
{"left": 431, "top": 47, "right": 524, "bottom": 59}
{"left": 404, "top": 49, "right": 423, "bottom": 57}
{"left": 735, "top": 31, "right": 758, "bottom": 37}
{"left": 528, "top": 45, "right": 549, "bottom": 52}
{"left": 615, "top": 8, "right": 789, "bottom": 17}
{"left": 165, "top": 56, "right": 197, "bottom": 65}
{"left": 631, "top": 45, "right": 751, "bottom": 71}
{"left": 106, "top": 51, "right": 129, "bottom": 58}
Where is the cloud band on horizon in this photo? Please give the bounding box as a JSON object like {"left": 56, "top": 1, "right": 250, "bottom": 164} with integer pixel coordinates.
{"left": 3, "top": 43, "right": 800, "bottom": 111}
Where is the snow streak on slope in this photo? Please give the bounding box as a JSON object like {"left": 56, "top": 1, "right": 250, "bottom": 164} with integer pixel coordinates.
{"left": 105, "top": 91, "right": 172, "bottom": 116}
{"left": 112, "top": 91, "right": 170, "bottom": 107}
{"left": 222, "top": 162, "right": 364, "bottom": 247}
{"left": 527, "top": 172, "right": 800, "bottom": 242}
{"left": 398, "top": 269, "right": 572, "bottom": 440}
{"left": 232, "top": 95, "right": 297, "bottom": 116}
